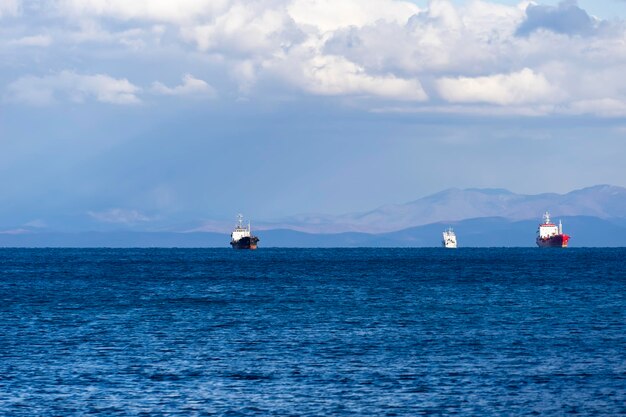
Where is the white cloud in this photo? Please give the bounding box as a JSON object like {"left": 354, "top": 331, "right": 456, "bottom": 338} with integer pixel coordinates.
{"left": 6, "top": 71, "right": 141, "bottom": 105}
{"left": 179, "top": 2, "right": 302, "bottom": 55}
{"left": 63, "top": 21, "right": 154, "bottom": 50}
{"left": 152, "top": 74, "right": 217, "bottom": 98}
{"left": 321, "top": 0, "right": 523, "bottom": 77}
{"left": 564, "top": 99, "right": 626, "bottom": 118}
{"left": 57, "top": 0, "right": 419, "bottom": 31}
{"left": 8, "top": 34, "right": 52, "bottom": 47}
{"left": 461, "top": 0, "right": 525, "bottom": 39}
{"left": 56, "top": 0, "right": 229, "bottom": 23}
{"left": 295, "top": 54, "right": 428, "bottom": 101}
{"left": 288, "top": 0, "right": 419, "bottom": 33}
{"left": 436, "top": 68, "right": 555, "bottom": 105}
{"left": 3, "top": 0, "right": 626, "bottom": 115}
{"left": 231, "top": 60, "right": 258, "bottom": 93}
{"left": 88, "top": 209, "right": 153, "bottom": 224}
{"left": 0, "top": 228, "right": 30, "bottom": 235}
{"left": 24, "top": 219, "right": 47, "bottom": 228}
{"left": 0, "top": 0, "right": 19, "bottom": 18}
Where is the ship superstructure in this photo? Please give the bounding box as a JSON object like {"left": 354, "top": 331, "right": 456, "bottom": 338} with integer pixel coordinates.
{"left": 536, "top": 211, "right": 570, "bottom": 248}
{"left": 230, "top": 214, "right": 259, "bottom": 250}
{"left": 442, "top": 227, "right": 457, "bottom": 248}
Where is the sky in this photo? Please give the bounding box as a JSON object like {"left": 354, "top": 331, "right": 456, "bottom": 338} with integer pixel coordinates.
{"left": 1, "top": 0, "right": 626, "bottom": 231}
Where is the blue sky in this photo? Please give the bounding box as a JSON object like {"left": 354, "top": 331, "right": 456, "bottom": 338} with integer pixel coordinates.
{"left": 466, "top": 0, "right": 626, "bottom": 18}
{"left": 1, "top": 0, "right": 626, "bottom": 231}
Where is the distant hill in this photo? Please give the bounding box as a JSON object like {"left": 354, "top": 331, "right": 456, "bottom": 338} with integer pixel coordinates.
{"left": 260, "top": 216, "right": 626, "bottom": 247}
{"left": 258, "top": 185, "right": 626, "bottom": 233}
{"left": 0, "top": 232, "right": 227, "bottom": 248}
{"left": 1, "top": 185, "right": 625, "bottom": 247}
{"left": 2, "top": 216, "right": 625, "bottom": 247}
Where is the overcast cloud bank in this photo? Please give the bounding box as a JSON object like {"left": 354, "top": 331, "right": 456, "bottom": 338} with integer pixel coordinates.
{"left": 2, "top": 0, "right": 626, "bottom": 116}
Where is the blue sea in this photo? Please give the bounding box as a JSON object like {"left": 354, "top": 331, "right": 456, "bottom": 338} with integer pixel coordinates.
{"left": 0, "top": 248, "right": 624, "bottom": 416}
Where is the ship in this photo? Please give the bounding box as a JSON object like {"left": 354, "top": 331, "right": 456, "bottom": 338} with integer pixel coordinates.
{"left": 442, "top": 227, "right": 457, "bottom": 248}
{"left": 230, "top": 214, "right": 259, "bottom": 250}
{"left": 536, "top": 211, "right": 570, "bottom": 248}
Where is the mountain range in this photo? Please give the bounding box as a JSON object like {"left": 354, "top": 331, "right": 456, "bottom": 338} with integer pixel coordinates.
{"left": 253, "top": 184, "right": 626, "bottom": 233}
{"left": 1, "top": 185, "right": 625, "bottom": 247}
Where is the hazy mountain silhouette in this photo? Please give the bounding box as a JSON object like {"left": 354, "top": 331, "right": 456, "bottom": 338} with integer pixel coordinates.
{"left": 1, "top": 216, "right": 625, "bottom": 247}
{"left": 1, "top": 185, "right": 625, "bottom": 247}
{"left": 261, "top": 185, "right": 626, "bottom": 233}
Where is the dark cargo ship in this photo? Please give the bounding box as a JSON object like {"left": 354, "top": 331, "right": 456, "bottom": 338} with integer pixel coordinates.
{"left": 230, "top": 214, "right": 259, "bottom": 250}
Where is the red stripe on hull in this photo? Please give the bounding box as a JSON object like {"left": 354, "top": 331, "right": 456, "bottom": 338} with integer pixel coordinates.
{"left": 536, "top": 234, "right": 570, "bottom": 248}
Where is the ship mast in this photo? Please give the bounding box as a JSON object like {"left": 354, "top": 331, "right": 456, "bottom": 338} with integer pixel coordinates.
{"left": 237, "top": 213, "right": 244, "bottom": 229}
{"left": 543, "top": 211, "right": 551, "bottom": 224}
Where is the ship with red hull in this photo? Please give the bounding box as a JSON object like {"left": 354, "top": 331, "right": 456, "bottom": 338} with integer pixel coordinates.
{"left": 230, "top": 214, "right": 259, "bottom": 250}
{"left": 536, "top": 211, "right": 570, "bottom": 248}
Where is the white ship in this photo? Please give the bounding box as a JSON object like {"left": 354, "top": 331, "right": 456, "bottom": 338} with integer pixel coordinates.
{"left": 442, "top": 227, "right": 457, "bottom": 248}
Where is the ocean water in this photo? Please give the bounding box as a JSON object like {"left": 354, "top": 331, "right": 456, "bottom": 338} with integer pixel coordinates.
{"left": 0, "top": 248, "right": 624, "bottom": 416}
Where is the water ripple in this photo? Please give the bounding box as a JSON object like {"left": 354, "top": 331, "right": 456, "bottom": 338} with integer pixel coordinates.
{"left": 0, "top": 248, "right": 624, "bottom": 416}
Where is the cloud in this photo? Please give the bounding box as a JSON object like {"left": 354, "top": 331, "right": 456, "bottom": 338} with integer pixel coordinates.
{"left": 64, "top": 21, "right": 153, "bottom": 48}
{"left": 24, "top": 219, "right": 47, "bottom": 228}
{"left": 6, "top": 71, "right": 141, "bottom": 105}
{"left": 179, "top": 2, "right": 304, "bottom": 56}
{"left": 0, "top": 228, "right": 31, "bottom": 235}
{"left": 152, "top": 74, "right": 217, "bottom": 98}
{"left": 55, "top": 0, "right": 229, "bottom": 23}
{"left": 2, "top": 0, "right": 625, "bottom": 115}
{"left": 564, "top": 98, "right": 626, "bottom": 117}
{"left": 436, "top": 68, "right": 555, "bottom": 105}
{"left": 322, "top": 0, "right": 525, "bottom": 77}
{"left": 516, "top": 1, "right": 596, "bottom": 37}
{"left": 294, "top": 54, "right": 428, "bottom": 101}
{"left": 57, "top": 0, "right": 419, "bottom": 31}
{"left": 288, "top": 0, "right": 419, "bottom": 33}
{"left": 88, "top": 209, "right": 153, "bottom": 224}
{"left": 8, "top": 34, "right": 52, "bottom": 47}
{"left": 174, "top": 1, "right": 430, "bottom": 101}
{"left": 0, "top": 0, "right": 19, "bottom": 18}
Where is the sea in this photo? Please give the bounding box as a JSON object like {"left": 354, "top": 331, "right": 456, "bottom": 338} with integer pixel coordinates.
{"left": 0, "top": 248, "right": 624, "bottom": 416}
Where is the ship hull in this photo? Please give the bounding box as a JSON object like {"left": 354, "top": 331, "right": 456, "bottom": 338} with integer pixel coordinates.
{"left": 231, "top": 236, "right": 259, "bottom": 250}
{"left": 536, "top": 234, "right": 570, "bottom": 248}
